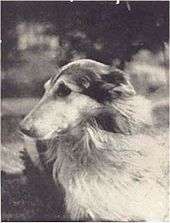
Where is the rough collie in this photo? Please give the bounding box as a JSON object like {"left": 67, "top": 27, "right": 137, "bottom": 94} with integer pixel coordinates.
{"left": 20, "top": 59, "right": 168, "bottom": 221}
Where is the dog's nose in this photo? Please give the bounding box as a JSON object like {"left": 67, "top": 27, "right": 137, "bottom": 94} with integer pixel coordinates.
{"left": 19, "top": 123, "right": 34, "bottom": 137}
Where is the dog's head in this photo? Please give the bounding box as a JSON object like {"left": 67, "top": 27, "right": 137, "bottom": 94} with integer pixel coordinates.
{"left": 20, "top": 59, "right": 136, "bottom": 140}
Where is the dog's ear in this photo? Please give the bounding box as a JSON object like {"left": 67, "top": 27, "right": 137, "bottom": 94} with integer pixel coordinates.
{"left": 101, "top": 68, "right": 136, "bottom": 98}
{"left": 84, "top": 68, "right": 136, "bottom": 103}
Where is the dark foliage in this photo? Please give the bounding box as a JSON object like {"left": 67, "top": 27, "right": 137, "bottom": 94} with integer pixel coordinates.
{"left": 2, "top": 1, "right": 169, "bottom": 69}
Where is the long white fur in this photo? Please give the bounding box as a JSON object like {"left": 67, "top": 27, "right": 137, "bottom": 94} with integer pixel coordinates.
{"left": 45, "top": 95, "right": 168, "bottom": 221}
{"left": 22, "top": 59, "right": 168, "bottom": 221}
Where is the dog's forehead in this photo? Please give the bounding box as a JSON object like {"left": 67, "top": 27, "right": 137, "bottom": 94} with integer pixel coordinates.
{"left": 50, "top": 59, "right": 111, "bottom": 87}
{"left": 59, "top": 59, "right": 110, "bottom": 82}
{"left": 60, "top": 66, "right": 98, "bottom": 82}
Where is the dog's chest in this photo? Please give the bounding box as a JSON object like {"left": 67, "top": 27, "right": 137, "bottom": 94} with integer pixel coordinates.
{"left": 52, "top": 134, "right": 168, "bottom": 221}
{"left": 55, "top": 153, "right": 167, "bottom": 221}
{"left": 67, "top": 170, "right": 167, "bottom": 221}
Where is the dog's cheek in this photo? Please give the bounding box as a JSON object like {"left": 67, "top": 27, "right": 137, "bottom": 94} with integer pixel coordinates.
{"left": 33, "top": 108, "right": 77, "bottom": 137}
{"left": 31, "top": 108, "right": 60, "bottom": 137}
{"left": 33, "top": 117, "right": 56, "bottom": 137}
{"left": 71, "top": 93, "right": 101, "bottom": 115}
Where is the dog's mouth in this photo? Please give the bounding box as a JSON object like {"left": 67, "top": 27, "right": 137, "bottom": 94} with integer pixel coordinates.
{"left": 19, "top": 129, "right": 40, "bottom": 140}
{"left": 19, "top": 107, "right": 103, "bottom": 141}
{"left": 19, "top": 129, "right": 55, "bottom": 141}
{"left": 25, "top": 123, "right": 86, "bottom": 141}
{"left": 19, "top": 124, "right": 75, "bottom": 141}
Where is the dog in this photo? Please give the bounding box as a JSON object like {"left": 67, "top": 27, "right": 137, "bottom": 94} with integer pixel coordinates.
{"left": 20, "top": 59, "right": 168, "bottom": 221}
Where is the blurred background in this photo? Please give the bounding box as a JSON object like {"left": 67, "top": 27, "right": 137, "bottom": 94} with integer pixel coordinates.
{"left": 1, "top": 1, "right": 169, "bottom": 221}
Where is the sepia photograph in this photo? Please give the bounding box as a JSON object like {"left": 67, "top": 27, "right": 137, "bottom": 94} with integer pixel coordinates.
{"left": 1, "top": 1, "right": 169, "bottom": 222}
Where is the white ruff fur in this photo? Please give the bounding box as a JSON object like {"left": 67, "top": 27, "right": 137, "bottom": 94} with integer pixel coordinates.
{"left": 45, "top": 96, "right": 168, "bottom": 221}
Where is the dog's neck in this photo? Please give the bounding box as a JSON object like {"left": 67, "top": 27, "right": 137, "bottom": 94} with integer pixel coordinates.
{"left": 91, "top": 95, "right": 152, "bottom": 135}
{"left": 45, "top": 96, "right": 152, "bottom": 170}
{"left": 47, "top": 120, "right": 153, "bottom": 188}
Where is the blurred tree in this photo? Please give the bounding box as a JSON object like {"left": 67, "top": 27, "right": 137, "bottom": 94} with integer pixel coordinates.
{"left": 1, "top": 1, "right": 169, "bottom": 97}
{"left": 2, "top": 1, "right": 169, "bottom": 68}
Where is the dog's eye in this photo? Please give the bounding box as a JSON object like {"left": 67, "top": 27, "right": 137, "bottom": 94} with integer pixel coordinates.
{"left": 55, "top": 82, "right": 71, "bottom": 97}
